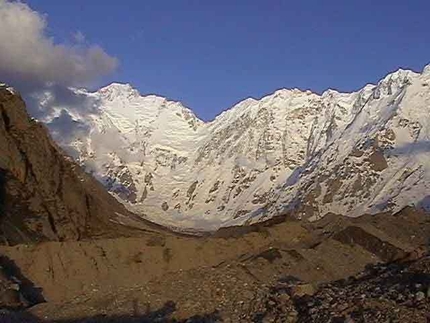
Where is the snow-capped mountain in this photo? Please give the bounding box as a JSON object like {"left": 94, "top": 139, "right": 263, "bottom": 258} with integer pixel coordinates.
{"left": 33, "top": 65, "right": 430, "bottom": 230}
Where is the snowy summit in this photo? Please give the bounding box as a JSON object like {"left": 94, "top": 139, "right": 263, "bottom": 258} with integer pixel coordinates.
{"left": 34, "top": 65, "right": 430, "bottom": 230}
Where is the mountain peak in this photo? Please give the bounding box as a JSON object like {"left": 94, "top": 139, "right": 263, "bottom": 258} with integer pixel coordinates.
{"left": 322, "top": 88, "right": 341, "bottom": 97}
{"left": 422, "top": 63, "right": 430, "bottom": 75}
{"left": 270, "top": 88, "right": 315, "bottom": 98}
{"left": 101, "top": 82, "right": 134, "bottom": 91}
{"left": 380, "top": 68, "right": 419, "bottom": 84}
{"left": 98, "top": 83, "right": 140, "bottom": 100}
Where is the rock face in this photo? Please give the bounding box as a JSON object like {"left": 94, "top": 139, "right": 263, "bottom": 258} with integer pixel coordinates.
{"left": 0, "top": 86, "right": 160, "bottom": 245}
{"left": 29, "top": 65, "right": 430, "bottom": 229}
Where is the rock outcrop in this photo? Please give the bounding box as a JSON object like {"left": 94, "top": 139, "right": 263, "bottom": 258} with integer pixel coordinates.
{"left": 0, "top": 85, "right": 163, "bottom": 245}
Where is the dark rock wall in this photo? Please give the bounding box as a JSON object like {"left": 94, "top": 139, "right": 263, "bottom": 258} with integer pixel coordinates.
{"left": 0, "top": 87, "right": 146, "bottom": 245}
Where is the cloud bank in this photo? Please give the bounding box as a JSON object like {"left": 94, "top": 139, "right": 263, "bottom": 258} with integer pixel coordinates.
{"left": 0, "top": 0, "right": 118, "bottom": 89}
{"left": 0, "top": 1, "right": 120, "bottom": 158}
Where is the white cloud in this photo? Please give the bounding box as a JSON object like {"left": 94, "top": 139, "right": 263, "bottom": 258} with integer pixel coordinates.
{"left": 0, "top": 0, "right": 118, "bottom": 88}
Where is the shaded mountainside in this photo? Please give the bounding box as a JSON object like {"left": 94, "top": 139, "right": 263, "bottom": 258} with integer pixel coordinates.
{"left": 0, "top": 85, "right": 167, "bottom": 245}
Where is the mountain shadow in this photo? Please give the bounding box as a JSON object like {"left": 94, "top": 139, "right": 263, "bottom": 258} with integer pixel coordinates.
{"left": 0, "top": 255, "right": 45, "bottom": 309}
{"left": 389, "top": 140, "right": 430, "bottom": 156}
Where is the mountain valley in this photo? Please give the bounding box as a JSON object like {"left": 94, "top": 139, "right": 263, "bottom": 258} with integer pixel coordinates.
{"left": 0, "top": 69, "right": 429, "bottom": 322}
{"left": 1, "top": 1, "right": 430, "bottom": 321}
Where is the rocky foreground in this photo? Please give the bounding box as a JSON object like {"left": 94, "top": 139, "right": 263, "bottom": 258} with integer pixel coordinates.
{"left": 0, "top": 250, "right": 429, "bottom": 322}
{"left": 0, "top": 206, "right": 428, "bottom": 322}
{"left": 253, "top": 253, "right": 430, "bottom": 323}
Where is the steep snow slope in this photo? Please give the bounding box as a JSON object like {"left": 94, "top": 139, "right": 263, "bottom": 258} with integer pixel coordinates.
{"left": 33, "top": 65, "right": 430, "bottom": 229}
{"left": 262, "top": 67, "right": 430, "bottom": 224}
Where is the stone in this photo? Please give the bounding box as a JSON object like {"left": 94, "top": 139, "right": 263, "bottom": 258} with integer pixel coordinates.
{"left": 0, "top": 289, "right": 22, "bottom": 308}
{"left": 415, "top": 291, "right": 425, "bottom": 301}
{"left": 278, "top": 293, "right": 291, "bottom": 303}
{"left": 290, "top": 283, "right": 317, "bottom": 297}
{"left": 9, "top": 283, "right": 19, "bottom": 291}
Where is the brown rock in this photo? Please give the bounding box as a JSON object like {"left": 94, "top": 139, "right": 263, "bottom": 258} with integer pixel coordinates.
{"left": 0, "top": 289, "right": 22, "bottom": 308}
{"left": 161, "top": 202, "right": 169, "bottom": 211}
{"left": 368, "top": 150, "right": 388, "bottom": 171}
{"left": 291, "top": 283, "right": 317, "bottom": 297}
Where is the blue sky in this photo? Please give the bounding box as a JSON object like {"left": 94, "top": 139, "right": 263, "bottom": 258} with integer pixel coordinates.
{"left": 27, "top": 0, "right": 430, "bottom": 121}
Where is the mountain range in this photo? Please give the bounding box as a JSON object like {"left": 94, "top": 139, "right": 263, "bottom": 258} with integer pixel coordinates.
{"left": 1, "top": 71, "right": 429, "bottom": 321}
{"left": 28, "top": 64, "right": 430, "bottom": 231}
